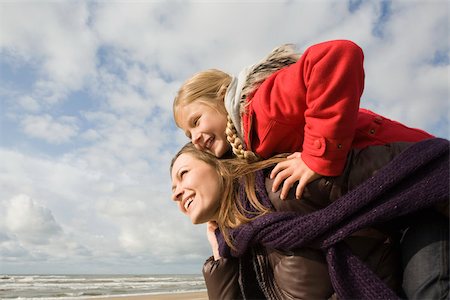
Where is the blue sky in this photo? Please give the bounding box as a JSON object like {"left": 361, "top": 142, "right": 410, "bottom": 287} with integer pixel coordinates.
{"left": 0, "top": 0, "right": 448, "bottom": 274}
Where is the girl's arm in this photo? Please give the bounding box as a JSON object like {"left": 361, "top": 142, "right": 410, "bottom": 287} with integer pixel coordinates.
{"left": 253, "top": 39, "right": 364, "bottom": 176}
{"left": 300, "top": 40, "right": 364, "bottom": 176}
{"left": 267, "top": 40, "right": 364, "bottom": 199}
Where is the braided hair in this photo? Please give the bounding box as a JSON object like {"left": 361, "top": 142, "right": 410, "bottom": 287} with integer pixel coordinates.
{"left": 226, "top": 44, "right": 299, "bottom": 161}
{"left": 226, "top": 115, "right": 259, "bottom": 162}
{"left": 174, "top": 44, "right": 299, "bottom": 161}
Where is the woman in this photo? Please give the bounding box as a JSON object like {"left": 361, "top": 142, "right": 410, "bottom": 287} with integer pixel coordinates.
{"left": 170, "top": 138, "right": 448, "bottom": 299}
{"left": 172, "top": 40, "right": 447, "bottom": 299}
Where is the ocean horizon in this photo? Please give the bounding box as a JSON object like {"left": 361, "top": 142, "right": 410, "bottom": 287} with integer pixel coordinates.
{"left": 0, "top": 274, "right": 206, "bottom": 299}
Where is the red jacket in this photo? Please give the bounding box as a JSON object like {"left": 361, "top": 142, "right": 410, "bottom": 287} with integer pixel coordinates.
{"left": 242, "top": 40, "right": 432, "bottom": 176}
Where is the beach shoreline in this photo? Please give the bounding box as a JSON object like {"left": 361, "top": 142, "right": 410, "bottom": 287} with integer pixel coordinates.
{"left": 1, "top": 274, "right": 207, "bottom": 299}
{"left": 90, "top": 291, "right": 208, "bottom": 300}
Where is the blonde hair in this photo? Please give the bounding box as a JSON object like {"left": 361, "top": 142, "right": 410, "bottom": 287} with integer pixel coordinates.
{"left": 173, "top": 44, "right": 300, "bottom": 161}
{"left": 173, "top": 69, "right": 231, "bottom": 126}
{"left": 170, "top": 143, "right": 286, "bottom": 249}
{"left": 173, "top": 69, "right": 259, "bottom": 162}
{"left": 226, "top": 116, "right": 259, "bottom": 162}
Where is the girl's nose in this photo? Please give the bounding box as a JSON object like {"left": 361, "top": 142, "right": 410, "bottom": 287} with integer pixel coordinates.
{"left": 191, "top": 130, "right": 202, "bottom": 146}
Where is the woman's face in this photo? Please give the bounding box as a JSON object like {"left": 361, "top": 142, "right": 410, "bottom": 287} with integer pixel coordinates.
{"left": 171, "top": 153, "right": 222, "bottom": 224}
{"left": 176, "top": 100, "right": 230, "bottom": 158}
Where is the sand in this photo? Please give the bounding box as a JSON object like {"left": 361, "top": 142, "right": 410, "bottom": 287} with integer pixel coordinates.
{"left": 92, "top": 291, "right": 208, "bottom": 300}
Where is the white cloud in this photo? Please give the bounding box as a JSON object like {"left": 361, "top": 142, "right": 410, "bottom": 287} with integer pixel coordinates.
{"left": 81, "top": 128, "right": 101, "bottom": 142}
{"left": 95, "top": 187, "right": 207, "bottom": 258}
{"left": 17, "top": 95, "right": 41, "bottom": 112}
{"left": 2, "top": 194, "right": 62, "bottom": 245}
{"left": 0, "top": 0, "right": 448, "bottom": 274}
{"left": 0, "top": 1, "right": 98, "bottom": 104}
{"left": 0, "top": 240, "right": 29, "bottom": 260}
{"left": 0, "top": 138, "right": 207, "bottom": 272}
{"left": 360, "top": 1, "right": 449, "bottom": 135}
{"left": 107, "top": 88, "right": 153, "bottom": 116}
{"left": 0, "top": 194, "right": 90, "bottom": 265}
{"left": 21, "top": 114, "right": 79, "bottom": 144}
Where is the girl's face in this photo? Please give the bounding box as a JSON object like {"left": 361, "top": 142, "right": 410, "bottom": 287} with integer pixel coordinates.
{"left": 171, "top": 153, "right": 221, "bottom": 224}
{"left": 176, "top": 101, "right": 230, "bottom": 158}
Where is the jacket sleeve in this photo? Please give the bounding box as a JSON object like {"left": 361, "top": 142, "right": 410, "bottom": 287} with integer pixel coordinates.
{"left": 258, "top": 40, "right": 364, "bottom": 176}
{"left": 202, "top": 256, "right": 242, "bottom": 300}
{"left": 301, "top": 40, "right": 364, "bottom": 176}
{"left": 267, "top": 247, "right": 334, "bottom": 299}
{"left": 344, "top": 141, "right": 448, "bottom": 217}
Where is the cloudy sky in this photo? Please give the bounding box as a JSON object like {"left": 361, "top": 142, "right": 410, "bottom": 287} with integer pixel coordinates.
{"left": 0, "top": 0, "right": 448, "bottom": 275}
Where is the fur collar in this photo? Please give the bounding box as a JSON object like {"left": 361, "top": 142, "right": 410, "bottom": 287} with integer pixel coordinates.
{"left": 224, "top": 44, "right": 301, "bottom": 140}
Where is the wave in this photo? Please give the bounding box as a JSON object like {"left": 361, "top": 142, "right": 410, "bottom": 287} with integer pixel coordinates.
{"left": 0, "top": 274, "right": 206, "bottom": 299}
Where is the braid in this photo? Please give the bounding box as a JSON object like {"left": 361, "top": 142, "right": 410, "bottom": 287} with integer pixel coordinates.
{"left": 222, "top": 45, "right": 299, "bottom": 162}
{"left": 226, "top": 116, "right": 259, "bottom": 162}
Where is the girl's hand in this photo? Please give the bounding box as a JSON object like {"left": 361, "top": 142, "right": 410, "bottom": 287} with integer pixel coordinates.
{"left": 270, "top": 152, "right": 321, "bottom": 200}
{"left": 206, "top": 221, "right": 221, "bottom": 260}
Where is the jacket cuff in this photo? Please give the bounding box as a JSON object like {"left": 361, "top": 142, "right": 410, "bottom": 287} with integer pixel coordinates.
{"left": 203, "top": 256, "right": 241, "bottom": 300}
{"left": 302, "top": 131, "right": 353, "bottom": 176}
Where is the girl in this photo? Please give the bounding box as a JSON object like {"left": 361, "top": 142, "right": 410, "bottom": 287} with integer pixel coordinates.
{"left": 170, "top": 139, "right": 448, "bottom": 299}
{"left": 173, "top": 39, "right": 432, "bottom": 200}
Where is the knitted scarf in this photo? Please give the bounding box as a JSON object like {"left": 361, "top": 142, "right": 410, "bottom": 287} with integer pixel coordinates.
{"left": 216, "top": 138, "right": 449, "bottom": 299}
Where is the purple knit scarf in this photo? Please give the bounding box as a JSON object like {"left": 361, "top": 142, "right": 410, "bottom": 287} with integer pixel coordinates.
{"left": 216, "top": 138, "right": 449, "bottom": 299}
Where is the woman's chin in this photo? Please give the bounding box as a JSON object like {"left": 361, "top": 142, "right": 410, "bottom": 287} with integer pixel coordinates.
{"left": 190, "top": 217, "right": 202, "bottom": 224}
{"left": 191, "top": 216, "right": 209, "bottom": 225}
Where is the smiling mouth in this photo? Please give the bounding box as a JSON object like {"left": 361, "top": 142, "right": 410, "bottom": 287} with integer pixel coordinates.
{"left": 204, "top": 137, "right": 213, "bottom": 150}
{"left": 184, "top": 197, "right": 194, "bottom": 210}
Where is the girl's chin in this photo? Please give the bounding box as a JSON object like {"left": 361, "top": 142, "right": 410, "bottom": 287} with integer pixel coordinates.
{"left": 214, "top": 142, "right": 230, "bottom": 158}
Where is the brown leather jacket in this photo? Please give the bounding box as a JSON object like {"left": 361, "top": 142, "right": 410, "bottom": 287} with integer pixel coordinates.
{"left": 202, "top": 142, "right": 444, "bottom": 299}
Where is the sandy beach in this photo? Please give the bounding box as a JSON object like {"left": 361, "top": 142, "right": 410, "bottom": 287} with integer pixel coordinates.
{"left": 93, "top": 291, "right": 208, "bottom": 300}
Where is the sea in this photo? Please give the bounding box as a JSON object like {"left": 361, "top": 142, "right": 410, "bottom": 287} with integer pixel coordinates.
{"left": 0, "top": 274, "right": 206, "bottom": 299}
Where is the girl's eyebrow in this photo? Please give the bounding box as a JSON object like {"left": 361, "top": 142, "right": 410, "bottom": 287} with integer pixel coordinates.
{"left": 183, "top": 112, "right": 198, "bottom": 138}
{"left": 187, "top": 111, "right": 200, "bottom": 125}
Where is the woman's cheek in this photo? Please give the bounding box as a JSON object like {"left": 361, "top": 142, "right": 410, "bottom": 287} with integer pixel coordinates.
{"left": 177, "top": 202, "right": 186, "bottom": 214}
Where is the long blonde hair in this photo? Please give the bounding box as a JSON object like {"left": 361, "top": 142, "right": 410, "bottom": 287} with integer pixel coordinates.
{"left": 173, "top": 69, "right": 258, "bottom": 162}
{"left": 173, "top": 69, "right": 230, "bottom": 126}
{"left": 173, "top": 45, "right": 300, "bottom": 162}
{"left": 170, "top": 143, "right": 286, "bottom": 249}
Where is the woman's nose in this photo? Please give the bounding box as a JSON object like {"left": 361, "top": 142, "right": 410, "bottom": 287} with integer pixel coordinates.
{"left": 171, "top": 185, "right": 183, "bottom": 202}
